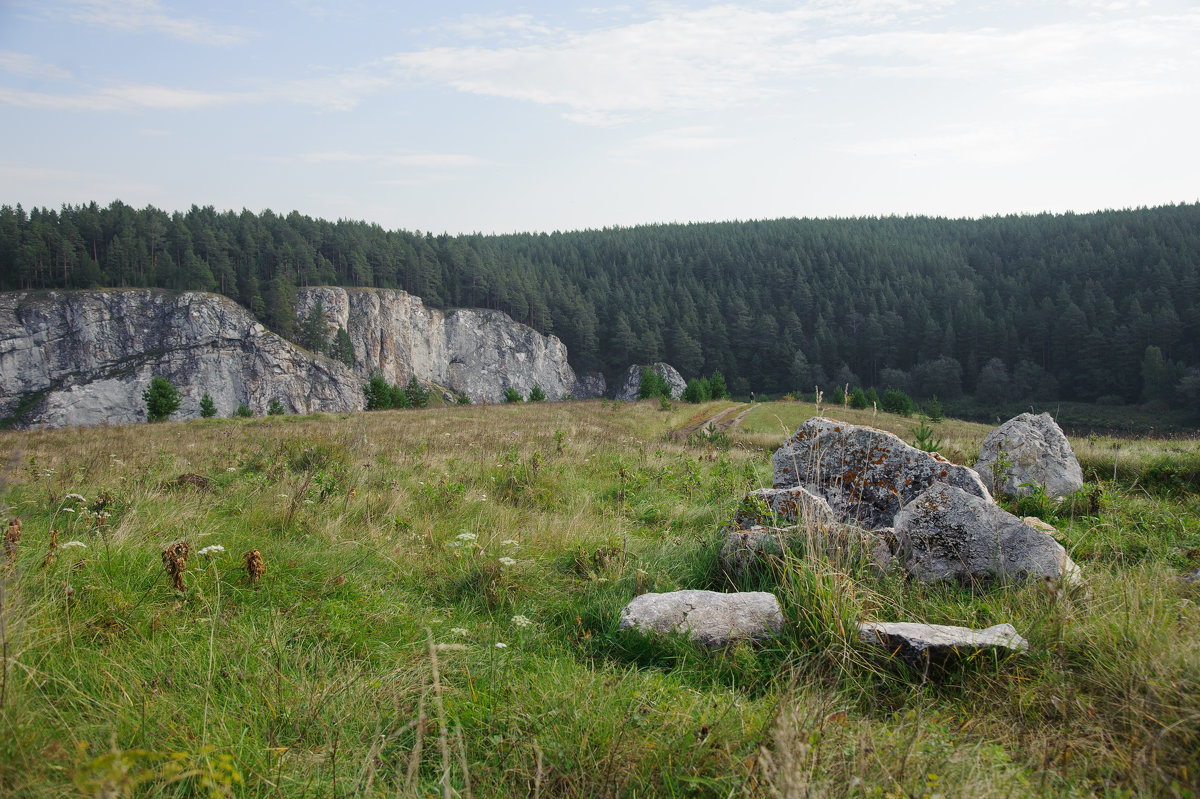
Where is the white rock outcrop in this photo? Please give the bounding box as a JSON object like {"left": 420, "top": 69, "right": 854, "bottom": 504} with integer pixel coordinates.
{"left": 0, "top": 289, "right": 362, "bottom": 428}
{"left": 613, "top": 362, "right": 687, "bottom": 401}
{"left": 858, "top": 621, "right": 1029, "bottom": 668}
{"left": 297, "top": 287, "right": 595, "bottom": 403}
{"left": 973, "top": 412, "right": 1084, "bottom": 498}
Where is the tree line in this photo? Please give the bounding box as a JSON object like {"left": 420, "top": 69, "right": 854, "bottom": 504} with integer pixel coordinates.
{"left": 1, "top": 200, "right": 1198, "bottom": 412}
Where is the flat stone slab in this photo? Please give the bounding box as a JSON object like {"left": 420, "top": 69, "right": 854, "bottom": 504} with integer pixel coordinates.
{"left": 895, "top": 482, "right": 1081, "bottom": 588}
{"left": 772, "top": 417, "right": 991, "bottom": 530}
{"left": 617, "top": 590, "right": 784, "bottom": 649}
{"left": 858, "top": 621, "right": 1029, "bottom": 669}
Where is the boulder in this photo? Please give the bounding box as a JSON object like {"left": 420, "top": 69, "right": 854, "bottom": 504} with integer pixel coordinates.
{"left": 858, "top": 621, "right": 1028, "bottom": 669}
{"left": 613, "top": 362, "right": 687, "bottom": 401}
{"left": 771, "top": 417, "right": 991, "bottom": 530}
{"left": 719, "top": 524, "right": 893, "bottom": 580}
{"left": 973, "top": 412, "right": 1084, "bottom": 498}
{"left": 573, "top": 371, "right": 607, "bottom": 400}
{"left": 734, "top": 486, "right": 837, "bottom": 529}
{"left": 617, "top": 590, "right": 784, "bottom": 649}
{"left": 894, "top": 482, "right": 1081, "bottom": 588}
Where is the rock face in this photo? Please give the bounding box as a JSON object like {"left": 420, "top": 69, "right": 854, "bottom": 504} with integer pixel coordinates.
{"left": 297, "top": 287, "right": 597, "bottom": 403}
{"left": 858, "top": 621, "right": 1028, "bottom": 668}
{"left": 734, "top": 486, "right": 837, "bottom": 529}
{"left": 617, "top": 590, "right": 784, "bottom": 648}
{"left": 772, "top": 418, "right": 991, "bottom": 530}
{"left": 894, "top": 482, "right": 1080, "bottom": 587}
{"left": 0, "top": 289, "right": 362, "bottom": 428}
{"left": 974, "top": 412, "right": 1084, "bottom": 498}
{"left": 613, "top": 362, "right": 687, "bottom": 401}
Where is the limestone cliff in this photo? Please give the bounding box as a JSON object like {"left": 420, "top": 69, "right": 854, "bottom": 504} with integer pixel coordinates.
{"left": 0, "top": 289, "right": 362, "bottom": 428}
{"left": 296, "top": 287, "right": 592, "bottom": 403}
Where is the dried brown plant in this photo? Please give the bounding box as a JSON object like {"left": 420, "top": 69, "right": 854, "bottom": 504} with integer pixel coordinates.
{"left": 4, "top": 517, "right": 21, "bottom": 565}
{"left": 41, "top": 529, "right": 58, "bottom": 568}
{"left": 160, "top": 540, "right": 191, "bottom": 591}
{"left": 243, "top": 548, "right": 265, "bottom": 585}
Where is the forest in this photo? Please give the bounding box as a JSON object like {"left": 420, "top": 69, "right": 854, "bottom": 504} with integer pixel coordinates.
{"left": 1, "top": 201, "right": 1198, "bottom": 412}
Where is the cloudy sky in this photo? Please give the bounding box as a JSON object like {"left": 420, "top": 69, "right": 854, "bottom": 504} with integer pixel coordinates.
{"left": 1, "top": 0, "right": 1197, "bottom": 233}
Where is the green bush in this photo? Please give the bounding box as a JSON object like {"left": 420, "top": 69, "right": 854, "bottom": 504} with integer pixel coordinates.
{"left": 503, "top": 386, "right": 523, "bottom": 403}
{"left": 234, "top": 403, "right": 253, "bottom": 418}
{"left": 199, "top": 393, "right": 217, "bottom": 418}
{"left": 267, "top": 399, "right": 286, "bottom": 416}
{"left": 142, "top": 376, "right": 181, "bottom": 422}
{"left": 681, "top": 378, "right": 710, "bottom": 404}
{"left": 404, "top": 377, "right": 430, "bottom": 408}
{"left": 528, "top": 384, "right": 547, "bottom": 402}
{"left": 848, "top": 387, "right": 868, "bottom": 409}
{"left": 881, "top": 388, "right": 914, "bottom": 416}
{"left": 707, "top": 370, "right": 727, "bottom": 400}
{"left": 637, "top": 368, "right": 672, "bottom": 400}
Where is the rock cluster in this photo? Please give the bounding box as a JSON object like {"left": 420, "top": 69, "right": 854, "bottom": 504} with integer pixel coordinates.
{"left": 973, "top": 412, "right": 1084, "bottom": 498}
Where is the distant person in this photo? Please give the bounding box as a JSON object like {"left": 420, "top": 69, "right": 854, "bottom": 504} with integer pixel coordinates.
{"left": 750, "top": 391, "right": 756, "bottom": 403}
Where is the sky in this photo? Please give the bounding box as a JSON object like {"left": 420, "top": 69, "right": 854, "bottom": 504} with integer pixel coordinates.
{"left": 1, "top": 0, "right": 1198, "bottom": 234}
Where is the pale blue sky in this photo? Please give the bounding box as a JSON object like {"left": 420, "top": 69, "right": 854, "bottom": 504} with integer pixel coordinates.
{"left": 1, "top": 0, "right": 1197, "bottom": 233}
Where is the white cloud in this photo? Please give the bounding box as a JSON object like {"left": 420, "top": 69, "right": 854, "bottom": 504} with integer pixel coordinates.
{"left": 629, "top": 126, "right": 741, "bottom": 152}
{"left": 0, "top": 51, "right": 73, "bottom": 80}
{"left": 836, "top": 126, "right": 1050, "bottom": 166}
{"left": 0, "top": 84, "right": 239, "bottom": 111}
{"left": 302, "top": 151, "right": 488, "bottom": 168}
{"left": 386, "top": 3, "right": 1200, "bottom": 125}
{"left": 50, "top": 0, "right": 248, "bottom": 46}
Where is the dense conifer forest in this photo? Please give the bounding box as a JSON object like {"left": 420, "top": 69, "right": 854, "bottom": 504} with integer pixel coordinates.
{"left": 2, "top": 201, "right": 1198, "bottom": 410}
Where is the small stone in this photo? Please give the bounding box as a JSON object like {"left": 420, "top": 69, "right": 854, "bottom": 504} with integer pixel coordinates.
{"left": 858, "top": 621, "right": 1029, "bottom": 669}
{"left": 734, "top": 486, "right": 836, "bottom": 529}
{"left": 617, "top": 590, "right": 784, "bottom": 649}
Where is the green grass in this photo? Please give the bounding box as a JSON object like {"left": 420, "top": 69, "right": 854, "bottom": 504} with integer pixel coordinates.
{"left": 0, "top": 400, "right": 1197, "bottom": 796}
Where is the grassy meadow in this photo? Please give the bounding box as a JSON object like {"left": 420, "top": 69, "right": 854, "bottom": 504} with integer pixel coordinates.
{"left": 1, "top": 398, "right": 1198, "bottom": 797}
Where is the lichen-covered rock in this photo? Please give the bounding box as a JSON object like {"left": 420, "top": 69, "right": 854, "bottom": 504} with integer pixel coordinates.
{"left": 0, "top": 289, "right": 362, "bottom": 428}
{"left": 719, "top": 524, "right": 893, "bottom": 580}
{"left": 613, "top": 362, "right": 687, "bottom": 401}
{"left": 973, "top": 412, "right": 1084, "bottom": 498}
{"left": 858, "top": 621, "right": 1028, "bottom": 669}
{"left": 573, "top": 371, "right": 607, "bottom": 400}
{"left": 297, "top": 287, "right": 582, "bottom": 404}
{"left": 771, "top": 417, "right": 991, "bottom": 530}
{"left": 617, "top": 590, "right": 783, "bottom": 649}
{"left": 894, "top": 482, "right": 1081, "bottom": 588}
{"left": 734, "top": 486, "right": 837, "bottom": 529}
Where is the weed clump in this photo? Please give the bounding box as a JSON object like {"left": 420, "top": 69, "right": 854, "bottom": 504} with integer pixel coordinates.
{"left": 243, "top": 548, "right": 265, "bottom": 584}
{"left": 4, "top": 517, "right": 20, "bottom": 565}
{"left": 160, "top": 540, "right": 190, "bottom": 591}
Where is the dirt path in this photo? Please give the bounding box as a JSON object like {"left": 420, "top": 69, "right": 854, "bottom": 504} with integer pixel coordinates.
{"left": 671, "top": 403, "right": 754, "bottom": 441}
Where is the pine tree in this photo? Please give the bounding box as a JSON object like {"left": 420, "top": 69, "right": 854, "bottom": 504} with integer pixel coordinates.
{"left": 199, "top": 393, "right": 217, "bottom": 418}
{"left": 143, "top": 376, "right": 181, "bottom": 422}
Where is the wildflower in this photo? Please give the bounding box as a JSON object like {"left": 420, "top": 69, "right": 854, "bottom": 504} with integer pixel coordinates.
{"left": 511, "top": 614, "right": 532, "bottom": 628}
{"left": 197, "top": 544, "right": 225, "bottom": 557}
{"left": 498, "top": 556, "right": 516, "bottom": 567}
{"left": 455, "top": 532, "right": 477, "bottom": 542}
{"left": 436, "top": 643, "right": 466, "bottom": 652}
{"left": 60, "top": 541, "right": 87, "bottom": 550}
{"left": 450, "top": 627, "right": 468, "bottom": 636}
{"left": 500, "top": 539, "right": 518, "bottom": 547}
{"left": 226, "top": 467, "right": 237, "bottom": 472}
{"left": 62, "top": 507, "right": 75, "bottom": 513}
{"left": 66, "top": 493, "right": 86, "bottom": 502}
{"left": 495, "top": 642, "right": 507, "bottom": 649}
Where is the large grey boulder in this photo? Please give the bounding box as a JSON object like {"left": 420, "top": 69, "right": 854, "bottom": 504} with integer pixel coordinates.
{"left": 894, "top": 482, "right": 1081, "bottom": 588}
{"left": 613, "top": 362, "right": 687, "bottom": 401}
{"left": 858, "top": 621, "right": 1028, "bottom": 669}
{"left": 734, "top": 486, "right": 837, "bottom": 529}
{"left": 772, "top": 417, "right": 991, "bottom": 530}
{"left": 973, "top": 412, "right": 1084, "bottom": 498}
{"left": 617, "top": 590, "right": 784, "bottom": 649}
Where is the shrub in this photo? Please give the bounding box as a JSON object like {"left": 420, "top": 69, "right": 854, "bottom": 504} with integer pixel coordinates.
{"left": 267, "top": 399, "right": 286, "bottom": 416}
{"left": 881, "top": 388, "right": 914, "bottom": 417}
{"left": 143, "top": 376, "right": 181, "bottom": 422}
{"left": 503, "top": 386, "right": 523, "bottom": 403}
{"left": 865, "top": 387, "right": 879, "bottom": 407}
{"left": 829, "top": 385, "right": 845, "bottom": 406}
{"left": 329, "top": 326, "right": 355, "bottom": 367}
{"left": 199, "top": 393, "right": 217, "bottom": 418}
{"left": 681, "top": 378, "right": 710, "bottom": 404}
{"left": 404, "top": 377, "right": 430, "bottom": 408}
{"left": 923, "top": 395, "right": 944, "bottom": 423}
{"left": 235, "top": 404, "right": 253, "bottom": 418}
{"left": 528, "top": 384, "right": 547, "bottom": 402}
{"left": 848, "top": 387, "right": 868, "bottom": 409}
{"left": 364, "top": 372, "right": 393, "bottom": 410}
{"left": 707, "top": 370, "right": 727, "bottom": 400}
{"left": 637, "top": 368, "right": 672, "bottom": 400}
